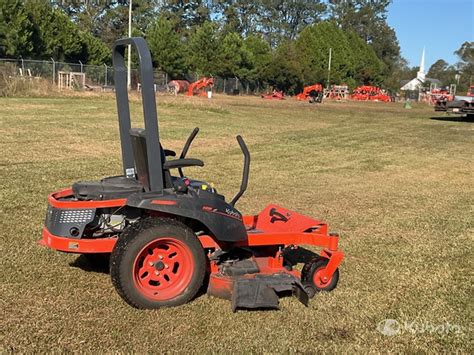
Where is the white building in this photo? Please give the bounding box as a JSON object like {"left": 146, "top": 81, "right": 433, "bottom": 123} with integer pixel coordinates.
{"left": 401, "top": 48, "right": 440, "bottom": 91}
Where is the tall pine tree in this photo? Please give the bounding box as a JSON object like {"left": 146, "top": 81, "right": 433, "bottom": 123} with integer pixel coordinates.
{"left": 187, "top": 21, "right": 219, "bottom": 76}
{"left": 147, "top": 16, "right": 188, "bottom": 78}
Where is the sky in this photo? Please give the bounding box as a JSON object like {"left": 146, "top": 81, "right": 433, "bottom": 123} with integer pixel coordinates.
{"left": 387, "top": 0, "right": 474, "bottom": 70}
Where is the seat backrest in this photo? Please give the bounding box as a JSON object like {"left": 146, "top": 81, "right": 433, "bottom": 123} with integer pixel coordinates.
{"left": 130, "top": 128, "right": 171, "bottom": 191}
{"left": 113, "top": 38, "right": 164, "bottom": 193}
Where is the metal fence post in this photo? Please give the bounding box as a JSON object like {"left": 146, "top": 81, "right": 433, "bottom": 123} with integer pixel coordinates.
{"left": 79, "top": 60, "right": 83, "bottom": 73}
{"left": 51, "top": 58, "right": 55, "bottom": 84}
{"left": 104, "top": 64, "right": 107, "bottom": 86}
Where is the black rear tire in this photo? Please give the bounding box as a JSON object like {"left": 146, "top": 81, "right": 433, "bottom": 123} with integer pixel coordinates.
{"left": 110, "top": 218, "right": 206, "bottom": 309}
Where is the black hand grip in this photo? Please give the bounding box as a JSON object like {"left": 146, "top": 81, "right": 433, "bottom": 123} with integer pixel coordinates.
{"left": 163, "top": 158, "right": 204, "bottom": 170}
{"left": 179, "top": 127, "right": 199, "bottom": 177}
{"left": 230, "top": 135, "right": 250, "bottom": 206}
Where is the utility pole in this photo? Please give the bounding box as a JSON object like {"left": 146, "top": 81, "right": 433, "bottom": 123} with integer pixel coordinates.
{"left": 127, "top": 0, "right": 132, "bottom": 90}
{"left": 327, "top": 48, "right": 332, "bottom": 89}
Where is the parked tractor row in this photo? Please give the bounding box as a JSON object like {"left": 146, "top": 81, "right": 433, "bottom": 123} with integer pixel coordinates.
{"left": 261, "top": 84, "right": 392, "bottom": 103}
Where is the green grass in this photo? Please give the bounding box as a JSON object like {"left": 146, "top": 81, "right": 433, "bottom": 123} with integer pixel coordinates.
{"left": 0, "top": 94, "right": 472, "bottom": 352}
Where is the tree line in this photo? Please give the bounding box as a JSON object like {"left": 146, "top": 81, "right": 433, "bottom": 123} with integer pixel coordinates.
{"left": 0, "top": 0, "right": 472, "bottom": 93}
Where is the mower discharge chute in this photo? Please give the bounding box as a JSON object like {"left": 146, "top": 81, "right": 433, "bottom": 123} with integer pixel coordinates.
{"left": 39, "top": 37, "right": 344, "bottom": 311}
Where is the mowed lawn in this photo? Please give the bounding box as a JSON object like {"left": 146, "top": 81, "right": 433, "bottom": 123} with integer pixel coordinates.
{"left": 0, "top": 94, "right": 472, "bottom": 352}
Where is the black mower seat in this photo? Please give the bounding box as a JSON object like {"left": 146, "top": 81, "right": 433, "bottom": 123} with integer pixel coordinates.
{"left": 73, "top": 175, "right": 216, "bottom": 201}
{"left": 73, "top": 176, "right": 143, "bottom": 200}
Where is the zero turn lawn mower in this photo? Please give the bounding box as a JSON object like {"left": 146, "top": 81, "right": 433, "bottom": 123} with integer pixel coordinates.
{"left": 39, "top": 38, "right": 344, "bottom": 311}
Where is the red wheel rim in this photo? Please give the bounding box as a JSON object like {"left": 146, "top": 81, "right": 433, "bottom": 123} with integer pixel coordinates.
{"left": 133, "top": 238, "right": 194, "bottom": 301}
{"left": 313, "top": 266, "right": 332, "bottom": 288}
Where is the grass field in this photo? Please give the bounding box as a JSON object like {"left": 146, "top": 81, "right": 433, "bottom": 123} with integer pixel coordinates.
{"left": 0, "top": 94, "right": 472, "bottom": 352}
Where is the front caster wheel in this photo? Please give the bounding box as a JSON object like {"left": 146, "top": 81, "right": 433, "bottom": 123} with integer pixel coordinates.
{"left": 110, "top": 218, "right": 206, "bottom": 309}
{"left": 302, "top": 257, "right": 339, "bottom": 298}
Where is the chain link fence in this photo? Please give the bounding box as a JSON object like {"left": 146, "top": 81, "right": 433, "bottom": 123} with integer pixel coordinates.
{"left": 0, "top": 58, "right": 265, "bottom": 95}
{"left": 0, "top": 58, "right": 121, "bottom": 89}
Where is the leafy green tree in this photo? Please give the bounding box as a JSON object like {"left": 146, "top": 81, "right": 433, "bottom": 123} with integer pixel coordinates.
{"left": 259, "top": 0, "right": 326, "bottom": 44}
{"left": 455, "top": 41, "right": 474, "bottom": 67}
{"left": 25, "top": 0, "right": 83, "bottom": 61}
{"left": 0, "top": 0, "right": 33, "bottom": 57}
{"left": 264, "top": 40, "right": 303, "bottom": 93}
{"left": 80, "top": 32, "right": 110, "bottom": 65}
{"left": 370, "top": 22, "right": 400, "bottom": 82}
{"left": 73, "top": 0, "right": 159, "bottom": 47}
{"left": 296, "top": 21, "right": 355, "bottom": 87}
{"left": 213, "top": 0, "right": 260, "bottom": 36}
{"left": 243, "top": 34, "right": 272, "bottom": 85}
{"left": 216, "top": 32, "right": 250, "bottom": 79}
{"left": 382, "top": 57, "right": 417, "bottom": 92}
{"left": 329, "top": 0, "right": 401, "bottom": 86}
{"left": 161, "top": 0, "right": 210, "bottom": 35}
{"left": 346, "top": 31, "right": 383, "bottom": 85}
{"left": 146, "top": 16, "right": 188, "bottom": 78}
{"left": 214, "top": 1, "right": 326, "bottom": 44}
{"left": 426, "top": 59, "right": 457, "bottom": 88}
{"left": 54, "top": 0, "right": 115, "bottom": 35}
{"left": 454, "top": 41, "right": 473, "bottom": 92}
{"left": 428, "top": 59, "right": 450, "bottom": 78}
{"left": 187, "top": 21, "right": 219, "bottom": 76}
{"left": 329, "top": 0, "right": 392, "bottom": 43}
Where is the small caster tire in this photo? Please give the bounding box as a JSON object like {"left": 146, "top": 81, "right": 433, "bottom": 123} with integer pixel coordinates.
{"left": 302, "top": 257, "right": 339, "bottom": 298}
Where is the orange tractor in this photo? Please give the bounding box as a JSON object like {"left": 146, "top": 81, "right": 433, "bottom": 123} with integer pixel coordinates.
{"left": 186, "top": 77, "right": 214, "bottom": 97}
{"left": 351, "top": 85, "right": 391, "bottom": 102}
{"left": 429, "top": 88, "right": 453, "bottom": 105}
{"left": 468, "top": 85, "right": 474, "bottom": 97}
{"left": 296, "top": 84, "right": 324, "bottom": 103}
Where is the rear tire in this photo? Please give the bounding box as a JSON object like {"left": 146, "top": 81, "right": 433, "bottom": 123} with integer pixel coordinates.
{"left": 110, "top": 218, "right": 206, "bottom": 309}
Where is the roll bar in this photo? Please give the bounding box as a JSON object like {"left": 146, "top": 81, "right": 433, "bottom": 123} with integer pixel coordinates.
{"left": 230, "top": 135, "right": 250, "bottom": 207}
{"left": 113, "top": 37, "right": 164, "bottom": 193}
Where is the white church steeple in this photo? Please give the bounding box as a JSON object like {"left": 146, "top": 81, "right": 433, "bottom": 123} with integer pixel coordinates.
{"left": 417, "top": 47, "right": 426, "bottom": 81}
